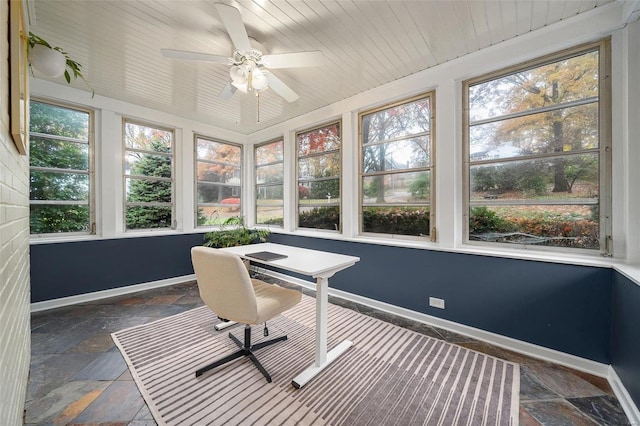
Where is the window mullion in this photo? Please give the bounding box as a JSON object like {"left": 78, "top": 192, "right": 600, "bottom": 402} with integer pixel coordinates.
{"left": 470, "top": 96, "right": 598, "bottom": 127}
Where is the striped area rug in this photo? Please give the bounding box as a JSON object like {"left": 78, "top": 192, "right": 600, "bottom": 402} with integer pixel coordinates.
{"left": 112, "top": 295, "right": 519, "bottom": 426}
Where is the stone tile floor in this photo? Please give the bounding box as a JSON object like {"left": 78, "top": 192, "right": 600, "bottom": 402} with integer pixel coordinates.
{"left": 26, "top": 277, "right": 631, "bottom": 425}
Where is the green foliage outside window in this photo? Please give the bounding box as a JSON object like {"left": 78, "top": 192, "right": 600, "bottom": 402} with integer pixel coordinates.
{"left": 409, "top": 173, "right": 431, "bottom": 198}
{"left": 306, "top": 179, "right": 340, "bottom": 200}
{"left": 362, "top": 207, "right": 430, "bottom": 236}
{"left": 29, "top": 101, "right": 91, "bottom": 234}
{"left": 125, "top": 122, "right": 173, "bottom": 230}
{"left": 298, "top": 206, "right": 340, "bottom": 230}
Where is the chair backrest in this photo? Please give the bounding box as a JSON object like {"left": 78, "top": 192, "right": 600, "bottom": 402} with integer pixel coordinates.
{"left": 191, "top": 246, "right": 258, "bottom": 324}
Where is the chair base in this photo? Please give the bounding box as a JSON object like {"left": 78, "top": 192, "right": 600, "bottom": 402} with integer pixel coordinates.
{"left": 195, "top": 325, "right": 287, "bottom": 383}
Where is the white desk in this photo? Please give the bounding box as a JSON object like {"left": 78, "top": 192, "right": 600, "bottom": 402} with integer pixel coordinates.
{"left": 220, "top": 242, "right": 360, "bottom": 388}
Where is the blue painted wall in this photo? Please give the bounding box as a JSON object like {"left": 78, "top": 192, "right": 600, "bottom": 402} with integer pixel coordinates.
{"left": 267, "top": 234, "right": 612, "bottom": 363}
{"left": 611, "top": 271, "right": 640, "bottom": 409}
{"left": 30, "top": 233, "right": 205, "bottom": 302}
{"left": 31, "top": 232, "right": 612, "bottom": 364}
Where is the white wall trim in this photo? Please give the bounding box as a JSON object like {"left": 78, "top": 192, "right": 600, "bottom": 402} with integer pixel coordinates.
{"left": 609, "top": 366, "right": 640, "bottom": 425}
{"left": 30, "top": 274, "right": 196, "bottom": 313}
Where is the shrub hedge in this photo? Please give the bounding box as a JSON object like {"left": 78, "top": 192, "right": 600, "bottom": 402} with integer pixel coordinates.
{"left": 264, "top": 205, "right": 599, "bottom": 249}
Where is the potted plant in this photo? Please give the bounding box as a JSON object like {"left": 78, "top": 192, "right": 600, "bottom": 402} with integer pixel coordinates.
{"left": 203, "top": 216, "right": 270, "bottom": 271}
{"left": 27, "top": 32, "right": 94, "bottom": 97}
{"left": 203, "top": 216, "right": 270, "bottom": 248}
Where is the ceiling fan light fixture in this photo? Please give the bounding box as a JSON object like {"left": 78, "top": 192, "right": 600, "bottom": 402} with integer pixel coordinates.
{"left": 231, "top": 81, "right": 248, "bottom": 93}
{"left": 252, "top": 68, "right": 268, "bottom": 91}
{"left": 230, "top": 65, "right": 247, "bottom": 84}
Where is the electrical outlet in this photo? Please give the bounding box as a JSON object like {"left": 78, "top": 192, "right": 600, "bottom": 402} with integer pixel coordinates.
{"left": 429, "top": 297, "right": 445, "bottom": 309}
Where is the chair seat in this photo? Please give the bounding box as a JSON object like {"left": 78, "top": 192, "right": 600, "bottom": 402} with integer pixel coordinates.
{"left": 251, "top": 279, "right": 301, "bottom": 325}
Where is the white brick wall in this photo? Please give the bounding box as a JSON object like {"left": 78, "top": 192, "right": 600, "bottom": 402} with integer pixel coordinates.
{"left": 0, "top": 2, "right": 32, "bottom": 425}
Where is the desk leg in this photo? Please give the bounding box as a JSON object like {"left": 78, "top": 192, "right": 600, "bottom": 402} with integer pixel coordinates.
{"left": 291, "top": 276, "right": 353, "bottom": 389}
{"left": 316, "top": 276, "right": 328, "bottom": 366}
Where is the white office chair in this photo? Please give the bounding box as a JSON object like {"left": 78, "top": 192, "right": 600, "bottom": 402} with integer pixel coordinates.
{"left": 190, "top": 246, "right": 301, "bottom": 382}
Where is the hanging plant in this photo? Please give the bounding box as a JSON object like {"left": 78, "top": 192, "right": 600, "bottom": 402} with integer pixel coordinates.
{"left": 27, "top": 32, "right": 94, "bottom": 97}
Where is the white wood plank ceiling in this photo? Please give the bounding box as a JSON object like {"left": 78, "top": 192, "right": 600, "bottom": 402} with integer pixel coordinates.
{"left": 28, "top": 0, "right": 615, "bottom": 134}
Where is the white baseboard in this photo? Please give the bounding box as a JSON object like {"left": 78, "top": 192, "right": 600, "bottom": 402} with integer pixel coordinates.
{"left": 30, "top": 274, "right": 196, "bottom": 313}
{"left": 609, "top": 366, "right": 640, "bottom": 425}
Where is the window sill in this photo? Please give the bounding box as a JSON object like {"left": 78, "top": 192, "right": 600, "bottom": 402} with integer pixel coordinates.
{"left": 612, "top": 263, "right": 640, "bottom": 287}
{"left": 29, "top": 228, "right": 191, "bottom": 245}
{"left": 265, "top": 228, "right": 617, "bottom": 269}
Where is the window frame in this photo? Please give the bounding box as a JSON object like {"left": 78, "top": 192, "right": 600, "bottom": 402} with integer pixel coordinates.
{"left": 358, "top": 92, "right": 436, "bottom": 241}
{"left": 29, "top": 98, "right": 95, "bottom": 237}
{"left": 254, "top": 138, "right": 284, "bottom": 228}
{"left": 462, "top": 39, "right": 612, "bottom": 255}
{"left": 295, "top": 120, "right": 342, "bottom": 232}
{"left": 194, "top": 134, "right": 243, "bottom": 228}
{"left": 122, "top": 118, "right": 175, "bottom": 231}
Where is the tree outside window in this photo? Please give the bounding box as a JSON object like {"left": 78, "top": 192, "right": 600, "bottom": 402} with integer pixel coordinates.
{"left": 195, "top": 136, "right": 242, "bottom": 226}
{"left": 360, "top": 94, "right": 434, "bottom": 237}
{"left": 124, "top": 121, "right": 174, "bottom": 230}
{"left": 296, "top": 122, "right": 341, "bottom": 231}
{"left": 465, "top": 40, "right": 610, "bottom": 252}
{"left": 255, "top": 139, "right": 283, "bottom": 226}
{"left": 29, "top": 100, "right": 92, "bottom": 234}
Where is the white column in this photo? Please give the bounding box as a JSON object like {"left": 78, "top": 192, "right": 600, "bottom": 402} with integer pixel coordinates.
{"left": 434, "top": 80, "right": 459, "bottom": 249}
{"left": 99, "top": 110, "right": 123, "bottom": 237}
{"left": 283, "top": 131, "right": 296, "bottom": 232}
{"left": 341, "top": 111, "right": 358, "bottom": 238}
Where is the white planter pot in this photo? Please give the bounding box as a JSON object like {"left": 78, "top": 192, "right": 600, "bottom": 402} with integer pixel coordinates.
{"left": 30, "top": 44, "right": 66, "bottom": 77}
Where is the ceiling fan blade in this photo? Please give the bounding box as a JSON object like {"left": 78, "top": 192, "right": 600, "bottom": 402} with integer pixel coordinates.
{"left": 219, "top": 82, "right": 237, "bottom": 99}
{"left": 214, "top": 3, "right": 252, "bottom": 52}
{"left": 261, "top": 51, "right": 324, "bottom": 69}
{"left": 161, "top": 49, "right": 229, "bottom": 64}
{"left": 266, "top": 73, "right": 299, "bottom": 103}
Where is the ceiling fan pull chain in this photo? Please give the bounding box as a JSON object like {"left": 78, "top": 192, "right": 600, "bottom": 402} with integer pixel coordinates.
{"left": 257, "top": 91, "right": 261, "bottom": 123}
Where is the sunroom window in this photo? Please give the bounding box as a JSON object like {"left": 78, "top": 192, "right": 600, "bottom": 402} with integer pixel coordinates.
{"left": 464, "top": 40, "right": 611, "bottom": 253}
{"left": 359, "top": 93, "right": 434, "bottom": 238}
{"left": 124, "top": 120, "right": 174, "bottom": 230}
{"left": 255, "top": 139, "right": 284, "bottom": 227}
{"left": 195, "top": 136, "right": 242, "bottom": 226}
{"left": 296, "top": 122, "right": 341, "bottom": 231}
{"left": 29, "top": 100, "right": 93, "bottom": 235}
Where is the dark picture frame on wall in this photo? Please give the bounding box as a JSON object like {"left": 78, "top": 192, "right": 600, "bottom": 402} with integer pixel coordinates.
{"left": 9, "top": 0, "right": 29, "bottom": 155}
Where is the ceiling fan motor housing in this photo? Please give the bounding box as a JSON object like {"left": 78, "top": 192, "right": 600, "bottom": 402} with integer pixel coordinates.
{"left": 231, "top": 49, "right": 263, "bottom": 67}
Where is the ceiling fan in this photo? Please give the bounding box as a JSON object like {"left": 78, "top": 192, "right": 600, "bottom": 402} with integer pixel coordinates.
{"left": 161, "top": 2, "right": 324, "bottom": 103}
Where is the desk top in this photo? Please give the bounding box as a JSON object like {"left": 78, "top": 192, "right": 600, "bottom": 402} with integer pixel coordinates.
{"left": 220, "top": 243, "right": 360, "bottom": 278}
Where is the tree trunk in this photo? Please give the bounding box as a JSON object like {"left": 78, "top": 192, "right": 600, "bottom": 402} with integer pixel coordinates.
{"left": 552, "top": 157, "right": 570, "bottom": 192}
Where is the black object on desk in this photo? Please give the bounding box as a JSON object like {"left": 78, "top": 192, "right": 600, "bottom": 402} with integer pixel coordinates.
{"left": 244, "top": 251, "right": 288, "bottom": 261}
